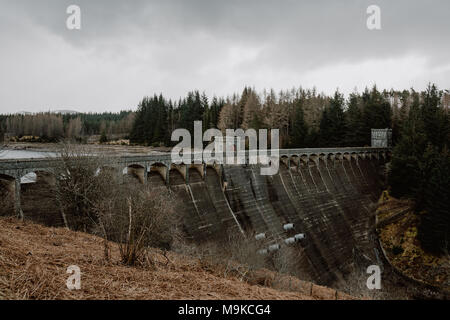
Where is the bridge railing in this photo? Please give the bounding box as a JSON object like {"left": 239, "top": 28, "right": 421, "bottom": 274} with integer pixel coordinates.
{"left": 0, "top": 147, "right": 391, "bottom": 172}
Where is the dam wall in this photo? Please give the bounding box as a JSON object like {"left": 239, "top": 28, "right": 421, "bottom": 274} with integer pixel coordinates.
{"left": 165, "top": 154, "right": 387, "bottom": 285}
{"left": 0, "top": 148, "right": 389, "bottom": 286}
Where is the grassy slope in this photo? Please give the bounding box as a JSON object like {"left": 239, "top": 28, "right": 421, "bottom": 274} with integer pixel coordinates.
{"left": 0, "top": 217, "right": 353, "bottom": 300}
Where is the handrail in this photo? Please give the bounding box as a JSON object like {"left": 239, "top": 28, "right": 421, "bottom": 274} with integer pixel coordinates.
{"left": 0, "top": 147, "right": 390, "bottom": 172}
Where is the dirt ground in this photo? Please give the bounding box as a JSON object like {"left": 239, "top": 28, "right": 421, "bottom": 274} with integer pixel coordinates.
{"left": 0, "top": 217, "right": 354, "bottom": 300}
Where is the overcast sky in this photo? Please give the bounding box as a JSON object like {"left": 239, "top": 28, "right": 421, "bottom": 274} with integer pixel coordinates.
{"left": 0, "top": 0, "right": 449, "bottom": 113}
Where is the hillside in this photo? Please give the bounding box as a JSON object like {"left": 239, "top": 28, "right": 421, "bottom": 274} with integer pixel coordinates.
{"left": 0, "top": 217, "right": 354, "bottom": 300}
{"left": 376, "top": 195, "right": 450, "bottom": 291}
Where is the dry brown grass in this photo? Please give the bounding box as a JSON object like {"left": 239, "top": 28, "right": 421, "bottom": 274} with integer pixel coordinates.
{"left": 0, "top": 217, "right": 325, "bottom": 300}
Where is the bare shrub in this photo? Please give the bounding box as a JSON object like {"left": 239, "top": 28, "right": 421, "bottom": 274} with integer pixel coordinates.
{"left": 222, "top": 233, "right": 267, "bottom": 279}
{"left": 269, "top": 246, "right": 304, "bottom": 278}
{"left": 179, "top": 232, "right": 315, "bottom": 293}
{"left": 183, "top": 232, "right": 270, "bottom": 281}
{"left": 94, "top": 183, "right": 181, "bottom": 266}
{"left": 336, "top": 266, "right": 412, "bottom": 300}
{"left": 49, "top": 143, "right": 112, "bottom": 231}
{"left": 48, "top": 143, "right": 182, "bottom": 266}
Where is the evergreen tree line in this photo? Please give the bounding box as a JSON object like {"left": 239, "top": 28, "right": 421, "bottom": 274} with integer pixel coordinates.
{"left": 388, "top": 84, "right": 450, "bottom": 255}
{"left": 129, "top": 91, "right": 224, "bottom": 146}
{"left": 129, "top": 85, "right": 443, "bottom": 148}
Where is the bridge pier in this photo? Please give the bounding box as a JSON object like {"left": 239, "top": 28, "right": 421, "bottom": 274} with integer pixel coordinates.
{"left": 166, "top": 164, "right": 170, "bottom": 185}
{"left": 143, "top": 166, "right": 148, "bottom": 184}
{"left": 117, "top": 167, "right": 124, "bottom": 184}
{"left": 14, "top": 177, "right": 23, "bottom": 219}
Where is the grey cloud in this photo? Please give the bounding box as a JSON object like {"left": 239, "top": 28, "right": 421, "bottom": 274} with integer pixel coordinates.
{"left": 0, "top": 0, "right": 449, "bottom": 112}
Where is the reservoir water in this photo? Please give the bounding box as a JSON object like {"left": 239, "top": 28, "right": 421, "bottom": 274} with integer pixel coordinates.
{"left": 0, "top": 149, "right": 55, "bottom": 160}
{"left": 0, "top": 149, "right": 56, "bottom": 183}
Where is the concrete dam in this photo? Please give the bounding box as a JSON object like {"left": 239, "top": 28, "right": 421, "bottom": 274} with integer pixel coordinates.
{"left": 0, "top": 147, "right": 389, "bottom": 286}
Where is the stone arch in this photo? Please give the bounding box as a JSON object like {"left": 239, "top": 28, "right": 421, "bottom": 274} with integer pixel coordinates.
{"left": 206, "top": 163, "right": 222, "bottom": 177}
{"left": 280, "top": 155, "right": 289, "bottom": 168}
{"left": 169, "top": 163, "right": 187, "bottom": 186}
{"left": 289, "top": 155, "right": 299, "bottom": 168}
{"left": 309, "top": 154, "right": 319, "bottom": 165}
{"left": 149, "top": 162, "right": 169, "bottom": 184}
{"left": 0, "top": 173, "right": 16, "bottom": 215}
{"left": 0, "top": 173, "right": 15, "bottom": 195}
{"left": 342, "top": 152, "right": 351, "bottom": 161}
{"left": 318, "top": 153, "right": 333, "bottom": 168}
{"left": 126, "top": 164, "right": 146, "bottom": 184}
{"left": 188, "top": 164, "right": 205, "bottom": 183}
{"left": 0, "top": 173, "right": 15, "bottom": 182}
{"left": 300, "top": 154, "right": 309, "bottom": 164}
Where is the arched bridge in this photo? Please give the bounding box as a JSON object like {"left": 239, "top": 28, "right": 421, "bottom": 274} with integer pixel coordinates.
{"left": 0, "top": 147, "right": 390, "bottom": 219}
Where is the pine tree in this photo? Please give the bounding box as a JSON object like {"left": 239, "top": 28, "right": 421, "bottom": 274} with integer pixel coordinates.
{"left": 318, "top": 90, "right": 346, "bottom": 147}
{"left": 421, "top": 83, "right": 448, "bottom": 150}
{"left": 290, "top": 99, "right": 308, "bottom": 148}
{"left": 389, "top": 92, "right": 427, "bottom": 198}
{"left": 344, "top": 92, "right": 366, "bottom": 146}
{"left": 419, "top": 147, "right": 450, "bottom": 254}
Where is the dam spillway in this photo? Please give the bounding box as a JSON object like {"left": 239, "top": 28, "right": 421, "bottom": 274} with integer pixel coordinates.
{"left": 166, "top": 154, "right": 387, "bottom": 285}
{"left": 0, "top": 148, "right": 389, "bottom": 286}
